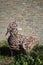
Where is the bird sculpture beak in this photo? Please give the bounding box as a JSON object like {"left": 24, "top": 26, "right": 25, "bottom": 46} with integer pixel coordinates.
{"left": 5, "top": 31, "right": 8, "bottom": 36}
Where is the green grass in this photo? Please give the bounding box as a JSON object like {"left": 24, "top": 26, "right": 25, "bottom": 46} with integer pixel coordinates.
{"left": 0, "top": 41, "right": 43, "bottom": 65}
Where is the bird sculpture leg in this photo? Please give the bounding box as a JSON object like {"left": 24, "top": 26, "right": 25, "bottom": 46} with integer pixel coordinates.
{"left": 10, "top": 49, "right": 13, "bottom": 56}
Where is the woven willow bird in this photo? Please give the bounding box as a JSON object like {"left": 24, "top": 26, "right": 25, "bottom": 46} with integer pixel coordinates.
{"left": 6, "top": 21, "right": 38, "bottom": 55}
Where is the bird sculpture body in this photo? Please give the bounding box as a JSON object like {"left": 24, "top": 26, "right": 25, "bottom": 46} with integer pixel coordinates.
{"left": 6, "top": 21, "right": 38, "bottom": 55}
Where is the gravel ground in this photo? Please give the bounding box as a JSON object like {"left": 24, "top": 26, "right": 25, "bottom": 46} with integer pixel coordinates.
{"left": 0, "top": 0, "right": 43, "bottom": 44}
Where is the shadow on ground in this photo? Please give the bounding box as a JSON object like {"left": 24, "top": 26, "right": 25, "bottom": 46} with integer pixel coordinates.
{"left": 0, "top": 46, "right": 26, "bottom": 57}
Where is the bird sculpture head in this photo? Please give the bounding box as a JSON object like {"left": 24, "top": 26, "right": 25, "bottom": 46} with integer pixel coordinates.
{"left": 5, "top": 21, "right": 18, "bottom": 36}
